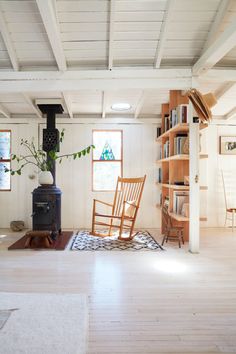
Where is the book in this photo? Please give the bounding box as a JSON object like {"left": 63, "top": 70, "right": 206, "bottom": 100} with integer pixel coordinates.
{"left": 174, "top": 134, "right": 188, "bottom": 155}
{"left": 176, "top": 104, "right": 189, "bottom": 123}
{"left": 157, "top": 168, "right": 162, "bottom": 183}
{"left": 173, "top": 191, "right": 189, "bottom": 215}
{"left": 164, "top": 114, "right": 170, "bottom": 132}
{"left": 163, "top": 140, "right": 169, "bottom": 158}
{"left": 170, "top": 109, "right": 177, "bottom": 127}
{"left": 157, "top": 127, "right": 161, "bottom": 138}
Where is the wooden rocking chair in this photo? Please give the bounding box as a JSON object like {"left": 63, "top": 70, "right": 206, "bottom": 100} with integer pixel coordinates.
{"left": 91, "top": 175, "right": 146, "bottom": 240}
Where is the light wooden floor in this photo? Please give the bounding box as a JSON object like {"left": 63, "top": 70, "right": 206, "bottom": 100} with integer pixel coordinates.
{"left": 1, "top": 228, "right": 236, "bottom": 353}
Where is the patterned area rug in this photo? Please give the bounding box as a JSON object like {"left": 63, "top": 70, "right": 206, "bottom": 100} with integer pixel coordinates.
{"left": 70, "top": 230, "right": 164, "bottom": 251}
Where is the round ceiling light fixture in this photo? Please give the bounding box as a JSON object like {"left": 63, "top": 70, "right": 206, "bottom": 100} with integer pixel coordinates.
{"left": 111, "top": 102, "right": 131, "bottom": 111}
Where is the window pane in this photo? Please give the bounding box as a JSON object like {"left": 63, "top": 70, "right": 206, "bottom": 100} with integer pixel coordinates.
{"left": 0, "top": 162, "right": 10, "bottom": 190}
{"left": 93, "top": 162, "right": 121, "bottom": 191}
{"left": 93, "top": 131, "right": 122, "bottom": 160}
{"left": 0, "top": 132, "right": 10, "bottom": 160}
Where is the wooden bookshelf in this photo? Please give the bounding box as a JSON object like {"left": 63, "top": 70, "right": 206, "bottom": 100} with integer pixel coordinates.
{"left": 156, "top": 90, "right": 208, "bottom": 242}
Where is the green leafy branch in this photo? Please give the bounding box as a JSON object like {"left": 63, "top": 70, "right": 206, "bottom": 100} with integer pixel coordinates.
{"left": 4, "top": 129, "right": 95, "bottom": 176}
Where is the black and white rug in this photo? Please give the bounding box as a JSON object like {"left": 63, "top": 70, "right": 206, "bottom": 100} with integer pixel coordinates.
{"left": 70, "top": 230, "right": 163, "bottom": 251}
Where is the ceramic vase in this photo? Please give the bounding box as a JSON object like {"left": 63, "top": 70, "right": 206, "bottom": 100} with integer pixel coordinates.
{"left": 38, "top": 171, "right": 53, "bottom": 186}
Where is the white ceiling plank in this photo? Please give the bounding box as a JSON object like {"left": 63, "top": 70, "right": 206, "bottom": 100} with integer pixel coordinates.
{"left": 224, "top": 106, "right": 236, "bottom": 120}
{"left": 202, "top": 0, "right": 231, "bottom": 52}
{"left": 102, "top": 91, "right": 108, "bottom": 118}
{"left": 193, "top": 19, "right": 236, "bottom": 75}
{"left": 135, "top": 91, "right": 146, "bottom": 119}
{"left": 214, "top": 82, "right": 236, "bottom": 100}
{"left": 154, "top": 0, "right": 174, "bottom": 68}
{"left": 22, "top": 94, "right": 42, "bottom": 118}
{"left": 108, "top": 0, "right": 115, "bottom": 70}
{"left": 0, "top": 9, "right": 19, "bottom": 71}
{"left": 62, "top": 92, "right": 73, "bottom": 118}
{"left": 0, "top": 103, "right": 10, "bottom": 118}
{"left": 36, "top": 0, "right": 67, "bottom": 71}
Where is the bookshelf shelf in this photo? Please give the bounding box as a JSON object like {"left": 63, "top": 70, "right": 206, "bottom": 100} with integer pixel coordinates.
{"left": 156, "top": 154, "right": 188, "bottom": 163}
{"left": 169, "top": 213, "right": 207, "bottom": 222}
{"left": 156, "top": 123, "right": 208, "bottom": 142}
{"left": 169, "top": 212, "right": 189, "bottom": 222}
{"left": 156, "top": 183, "right": 208, "bottom": 191}
{"left": 156, "top": 123, "right": 189, "bottom": 141}
{"left": 157, "top": 154, "right": 208, "bottom": 163}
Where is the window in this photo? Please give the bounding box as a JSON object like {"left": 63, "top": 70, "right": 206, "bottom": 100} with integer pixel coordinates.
{"left": 0, "top": 130, "right": 11, "bottom": 191}
{"left": 92, "top": 130, "right": 123, "bottom": 191}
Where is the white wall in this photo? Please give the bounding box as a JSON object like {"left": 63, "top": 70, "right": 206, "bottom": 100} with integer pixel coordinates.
{"left": 206, "top": 123, "right": 236, "bottom": 227}
{"left": 0, "top": 121, "right": 160, "bottom": 230}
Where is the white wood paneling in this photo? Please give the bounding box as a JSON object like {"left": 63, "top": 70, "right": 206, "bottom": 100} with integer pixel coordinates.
{"left": 0, "top": 121, "right": 158, "bottom": 229}
{"left": 57, "top": 1, "right": 109, "bottom": 12}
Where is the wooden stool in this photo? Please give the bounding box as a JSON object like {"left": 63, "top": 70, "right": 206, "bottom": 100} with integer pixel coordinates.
{"left": 24, "top": 230, "right": 53, "bottom": 248}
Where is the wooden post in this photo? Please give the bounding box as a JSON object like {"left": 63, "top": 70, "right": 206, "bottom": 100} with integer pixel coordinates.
{"left": 189, "top": 102, "right": 200, "bottom": 253}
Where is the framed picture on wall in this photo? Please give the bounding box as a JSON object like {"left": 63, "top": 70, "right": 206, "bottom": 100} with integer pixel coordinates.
{"left": 220, "top": 136, "right": 236, "bottom": 155}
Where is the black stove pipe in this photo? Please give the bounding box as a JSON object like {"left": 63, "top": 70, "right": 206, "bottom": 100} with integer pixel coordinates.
{"left": 37, "top": 104, "right": 64, "bottom": 185}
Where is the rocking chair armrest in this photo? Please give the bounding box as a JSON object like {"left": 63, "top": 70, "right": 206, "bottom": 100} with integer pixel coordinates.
{"left": 124, "top": 201, "right": 138, "bottom": 208}
{"left": 94, "top": 199, "right": 113, "bottom": 207}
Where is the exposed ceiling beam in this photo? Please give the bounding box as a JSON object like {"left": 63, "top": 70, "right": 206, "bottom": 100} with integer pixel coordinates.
{"left": 135, "top": 91, "right": 146, "bottom": 119}
{"left": 202, "top": 0, "right": 231, "bottom": 52}
{"left": 62, "top": 92, "right": 73, "bottom": 118}
{"left": 0, "top": 68, "right": 192, "bottom": 80}
{"left": 154, "top": 0, "right": 174, "bottom": 68}
{"left": 224, "top": 107, "right": 236, "bottom": 120}
{"left": 0, "top": 9, "right": 19, "bottom": 71}
{"left": 0, "top": 103, "right": 11, "bottom": 118}
{"left": 108, "top": 0, "right": 115, "bottom": 70}
{"left": 0, "top": 117, "right": 161, "bottom": 125}
{"left": 22, "top": 94, "right": 42, "bottom": 118}
{"left": 193, "top": 19, "right": 236, "bottom": 75}
{"left": 0, "top": 69, "right": 193, "bottom": 92}
{"left": 214, "top": 82, "right": 235, "bottom": 100}
{"left": 36, "top": 0, "right": 67, "bottom": 71}
{"left": 0, "top": 77, "right": 193, "bottom": 93}
{"left": 201, "top": 68, "right": 236, "bottom": 82}
{"left": 102, "top": 91, "right": 108, "bottom": 118}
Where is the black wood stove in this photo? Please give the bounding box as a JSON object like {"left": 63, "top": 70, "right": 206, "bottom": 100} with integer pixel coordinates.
{"left": 32, "top": 104, "right": 63, "bottom": 239}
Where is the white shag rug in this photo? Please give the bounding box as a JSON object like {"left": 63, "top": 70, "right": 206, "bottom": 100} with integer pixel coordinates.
{"left": 0, "top": 292, "right": 88, "bottom": 354}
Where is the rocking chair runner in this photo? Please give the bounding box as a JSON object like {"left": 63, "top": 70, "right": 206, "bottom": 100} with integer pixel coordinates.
{"left": 91, "top": 175, "right": 146, "bottom": 240}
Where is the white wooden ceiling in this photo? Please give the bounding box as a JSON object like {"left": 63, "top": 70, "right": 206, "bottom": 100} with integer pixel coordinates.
{"left": 0, "top": 0, "right": 236, "bottom": 120}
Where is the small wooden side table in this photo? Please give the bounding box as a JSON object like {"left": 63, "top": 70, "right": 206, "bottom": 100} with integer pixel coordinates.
{"left": 24, "top": 230, "right": 53, "bottom": 248}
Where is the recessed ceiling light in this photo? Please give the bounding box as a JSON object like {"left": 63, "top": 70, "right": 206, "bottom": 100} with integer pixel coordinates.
{"left": 111, "top": 103, "right": 131, "bottom": 111}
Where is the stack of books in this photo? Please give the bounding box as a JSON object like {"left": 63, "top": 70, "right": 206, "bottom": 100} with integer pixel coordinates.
{"left": 174, "top": 134, "right": 188, "bottom": 155}
{"left": 170, "top": 104, "right": 189, "bottom": 128}
{"left": 163, "top": 140, "right": 170, "bottom": 158}
{"left": 173, "top": 191, "right": 189, "bottom": 215}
